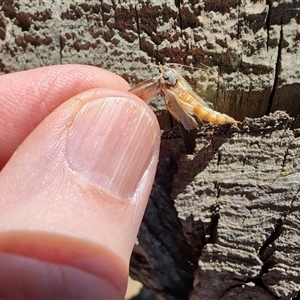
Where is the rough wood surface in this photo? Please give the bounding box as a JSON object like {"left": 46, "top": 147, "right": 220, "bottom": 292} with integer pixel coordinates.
{"left": 130, "top": 111, "right": 300, "bottom": 299}
{"left": 0, "top": 1, "right": 299, "bottom": 125}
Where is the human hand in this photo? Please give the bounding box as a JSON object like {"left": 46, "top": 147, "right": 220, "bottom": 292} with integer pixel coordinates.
{"left": 0, "top": 65, "right": 160, "bottom": 298}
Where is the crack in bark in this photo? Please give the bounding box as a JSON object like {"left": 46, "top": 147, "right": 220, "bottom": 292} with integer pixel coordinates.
{"left": 266, "top": 0, "right": 272, "bottom": 51}
{"left": 259, "top": 218, "right": 284, "bottom": 257}
{"left": 266, "top": 9, "right": 284, "bottom": 115}
{"left": 59, "top": 35, "right": 63, "bottom": 64}
{"left": 176, "top": 0, "right": 183, "bottom": 38}
{"left": 134, "top": 3, "right": 141, "bottom": 52}
{"left": 236, "top": 0, "right": 242, "bottom": 40}
{"left": 208, "top": 204, "right": 220, "bottom": 244}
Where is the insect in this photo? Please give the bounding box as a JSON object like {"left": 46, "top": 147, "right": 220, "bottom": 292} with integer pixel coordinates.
{"left": 129, "top": 66, "right": 241, "bottom": 131}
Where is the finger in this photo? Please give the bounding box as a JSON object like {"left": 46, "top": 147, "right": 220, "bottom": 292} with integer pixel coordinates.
{"left": 0, "top": 64, "right": 130, "bottom": 168}
{"left": 0, "top": 88, "right": 160, "bottom": 298}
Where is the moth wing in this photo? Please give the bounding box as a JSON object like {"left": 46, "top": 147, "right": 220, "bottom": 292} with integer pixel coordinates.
{"left": 163, "top": 88, "right": 198, "bottom": 131}
{"left": 129, "top": 77, "right": 160, "bottom": 102}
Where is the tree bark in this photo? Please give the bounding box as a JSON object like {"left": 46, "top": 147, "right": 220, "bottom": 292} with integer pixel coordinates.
{"left": 131, "top": 111, "right": 300, "bottom": 299}
{"left": 0, "top": 0, "right": 299, "bottom": 125}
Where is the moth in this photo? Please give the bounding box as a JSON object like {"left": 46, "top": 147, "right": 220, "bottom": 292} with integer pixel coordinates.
{"left": 129, "top": 67, "right": 241, "bottom": 131}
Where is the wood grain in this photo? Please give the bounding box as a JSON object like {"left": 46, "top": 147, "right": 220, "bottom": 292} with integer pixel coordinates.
{"left": 130, "top": 111, "right": 300, "bottom": 299}
{"left": 1, "top": 1, "right": 299, "bottom": 124}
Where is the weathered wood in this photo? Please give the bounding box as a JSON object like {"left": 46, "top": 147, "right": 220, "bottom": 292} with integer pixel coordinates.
{"left": 0, "top": 1, "right": 299, "bottom": 125}
{"left": 130, "top": 111, "right": 300, "bottom": 299}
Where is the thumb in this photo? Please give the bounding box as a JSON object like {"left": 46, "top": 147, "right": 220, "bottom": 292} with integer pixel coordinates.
{"left": 0, "top": 88, "right": 160, "bottom": 298}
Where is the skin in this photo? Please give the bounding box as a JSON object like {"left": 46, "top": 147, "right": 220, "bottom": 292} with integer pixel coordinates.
{"left": 0, "top": 65, "right": 161, "bottom": 298}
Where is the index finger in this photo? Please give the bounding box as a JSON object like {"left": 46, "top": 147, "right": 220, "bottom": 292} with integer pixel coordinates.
{"left": 0, "top": 64, "right": 130, "bottom": 169}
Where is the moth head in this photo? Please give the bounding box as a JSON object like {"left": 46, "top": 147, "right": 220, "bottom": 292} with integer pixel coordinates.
{"left": 162, "top": 69, "right": 177, "bottom": 86}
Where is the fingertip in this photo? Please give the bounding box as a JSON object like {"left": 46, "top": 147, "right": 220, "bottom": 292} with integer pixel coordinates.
{"left": 0, "top": 88, "right": 160, "bottom": 263}
{"left": 0, "top": 68, "right": 160, "bottom": 298}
